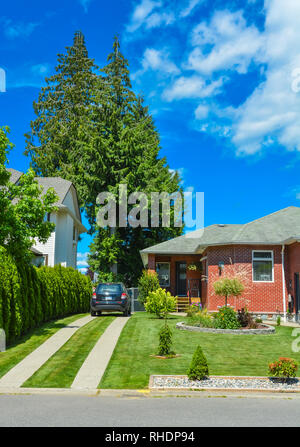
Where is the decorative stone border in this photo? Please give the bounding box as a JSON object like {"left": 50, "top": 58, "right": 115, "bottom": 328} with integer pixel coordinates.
{"left": 176, "top": 321, "right": 275, "bottom": 335}
{"left": 149, "top": 375, "right": 300, "bottom": 392}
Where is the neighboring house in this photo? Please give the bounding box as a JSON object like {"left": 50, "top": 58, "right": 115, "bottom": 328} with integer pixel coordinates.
{"left": 8, "top": 168, "right": 87, "bottom": 269}
{"left": 140, "top": 206, "right": 300, "bottom": 320}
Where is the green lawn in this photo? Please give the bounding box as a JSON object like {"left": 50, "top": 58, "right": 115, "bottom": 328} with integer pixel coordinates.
{"left": 99, "top": 312, "right": 300, "bottom": 389}
{"left": 0, "top": 313, "right": 87, "bottom": 380}
{"left": 23, "top": 315, "right": 115, "bottom": 388}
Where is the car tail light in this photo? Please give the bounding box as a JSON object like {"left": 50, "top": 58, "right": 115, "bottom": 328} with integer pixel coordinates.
{"left": 92, "top": 292, "right": 97, "bottom": 298}
{"left": 121, "top": 293, "right": 127, "bottom": 299}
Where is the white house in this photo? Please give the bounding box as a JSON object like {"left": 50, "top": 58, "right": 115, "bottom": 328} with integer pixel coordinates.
{"left": 8, "top": 169, "right": 87, "bottom": 269}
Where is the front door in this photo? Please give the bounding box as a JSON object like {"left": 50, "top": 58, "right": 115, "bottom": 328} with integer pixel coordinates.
{"left": 176, "top": 262, "right": 187, "bottom": 296}
{"left": 295, "top": 273, "right": 300, "bottom": 319}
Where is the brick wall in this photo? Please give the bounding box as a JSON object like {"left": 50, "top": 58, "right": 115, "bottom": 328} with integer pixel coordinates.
{"left": 206, "top": 245, "right": 288, "bottom": 313}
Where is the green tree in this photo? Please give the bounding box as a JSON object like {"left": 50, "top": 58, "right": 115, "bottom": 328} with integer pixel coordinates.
{"left": 0, "top": 127, "right": 58, "bottom": 262}
{"left": 25, "top": 32, "right": 183, "bottom": 285}
{"left": 213, "top": 277, "right": 244, "bottom": 307}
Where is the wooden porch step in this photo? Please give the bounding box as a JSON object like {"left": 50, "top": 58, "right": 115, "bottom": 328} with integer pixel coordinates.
{"left": 176, "top": 297, "right": 190, "bottom": 312}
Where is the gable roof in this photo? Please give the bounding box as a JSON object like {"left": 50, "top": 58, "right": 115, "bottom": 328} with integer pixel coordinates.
{"left": 7, "top": 169, "right": 72, "bottom": 206}
{"left": 7, "top": 168, "right": 86, "bottom": 232}
{"left": 141, "top": 206, "right": 300, "bottom": 256}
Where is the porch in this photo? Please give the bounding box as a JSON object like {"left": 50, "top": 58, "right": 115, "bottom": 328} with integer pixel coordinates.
{"left": 147, "top": 254, "right": 207, "bottom": 311}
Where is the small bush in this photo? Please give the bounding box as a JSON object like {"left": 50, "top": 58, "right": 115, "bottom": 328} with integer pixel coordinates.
{"left": 255, "top": 317, "right": 263, "bottom": 324}
{"left": 138, "top": 270, "right": 160, "bottom": 305}
{"left": 145, "top": 288, "right": 176, "bottom": 318}
{"left": 277, "top": 316, "right": 281, "bottom": 326}
{"left": 186, "top": 303, "right": 199, "bottom": 317}
{"left": 158, "top": 323, "right": 174, "bottom": 356}
{"left": 237, "top": 308, "right": 258, "bottom": 328}
{"left": 187, "top": 308, "right": 215, "bottom": 328}
{"left": 268, "top": 357, "right": 298, "bottom": 379}
{"left": 187, "top": 345, "right": 209, "bottom": 380}
{"left": 214, "top": 306, "right": 241, "bottom": 329}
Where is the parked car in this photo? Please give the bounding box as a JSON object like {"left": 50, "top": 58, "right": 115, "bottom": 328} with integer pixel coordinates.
{"left": 90, "top": 283, "right": 131, "bottom": 317}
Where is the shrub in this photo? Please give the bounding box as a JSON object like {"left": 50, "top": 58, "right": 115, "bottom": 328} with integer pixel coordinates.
{"left": 187, "top": 308, "right": 215, "bottom": 328}
{"left": 268, "top": 357, "right": 298, "bottom": 379}
{"left": 187, "top": 345, "right": 209, "bottom": 380}
{"left": 237, "top": 307, "right": 258, "bottom": 328}
{"left": 277, "top": 316, "right": 281, "bottom": 326}
{"left": 145, "top": 288, "right": 176, "bottom": 318}
{"left": 214, "top": 306, "right": 241, "bottom": 329}
{"left": 158, "top": 323, "right": 174, "bottom": 356}
{"left": 138, "top": 270, "right": 160, "bottom": 305}
{"left": 213, "top": 277, "right": 244, "bottom": 306}
{"left": 186, "top": 303, "right": 199, "bottom": 317}
{"left": 0, "top": 247, "right": 92, "bottom": 343}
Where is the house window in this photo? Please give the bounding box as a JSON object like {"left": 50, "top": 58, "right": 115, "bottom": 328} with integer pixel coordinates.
{"left": 156, "top": 262, "right": 170, "bottom": 287}
{"left": 252, "top": 250, "right": 274, "bottom": 282}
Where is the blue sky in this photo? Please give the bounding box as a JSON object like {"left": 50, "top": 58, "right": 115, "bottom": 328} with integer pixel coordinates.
{"left": 1, "top": 0, "right": 300, "bottom": 273}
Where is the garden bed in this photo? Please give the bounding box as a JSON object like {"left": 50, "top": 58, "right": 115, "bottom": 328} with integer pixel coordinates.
{"left": 176, "top": 321, "right": 275, "bottom": 335}
{"left": 150, "top": 375, "right": 300, "bottom": 392}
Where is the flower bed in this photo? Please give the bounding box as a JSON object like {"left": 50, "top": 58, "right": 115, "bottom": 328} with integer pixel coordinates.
{"left": 150, "top": 375, "right": 300, "bottom": 391}
{"left": 176, "top": 321, "right": 275, "bottom": 335}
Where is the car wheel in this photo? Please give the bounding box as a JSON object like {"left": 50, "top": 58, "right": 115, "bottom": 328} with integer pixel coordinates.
{"left": 91, "top": 311, "right": 96, "bottom": 316}
{"left": 123, "top": 308, "right": 129, "bottom": 317}
{"left": 97, "top": 311, "right": 102, "bottom": 316}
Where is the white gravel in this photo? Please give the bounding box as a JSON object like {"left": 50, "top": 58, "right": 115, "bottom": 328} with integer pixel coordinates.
{"left": 152, "top": 375, "right": 300, "bottom": 391}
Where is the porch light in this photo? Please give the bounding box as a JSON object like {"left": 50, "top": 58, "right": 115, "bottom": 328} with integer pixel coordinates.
{"left": 218, "top": 261, "right": 224, "bottom": 275}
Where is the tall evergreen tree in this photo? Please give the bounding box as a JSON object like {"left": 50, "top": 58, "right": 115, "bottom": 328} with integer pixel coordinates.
{"left": 25, "top": 33, "right": 183, "bottom": 285}
{"left": 24, "top": 31, "right": 99, "bottom": 209}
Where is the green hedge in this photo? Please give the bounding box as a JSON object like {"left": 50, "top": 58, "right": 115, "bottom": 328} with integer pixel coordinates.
{"left": 0, "top": 247, "right": 92, "bottom": 343}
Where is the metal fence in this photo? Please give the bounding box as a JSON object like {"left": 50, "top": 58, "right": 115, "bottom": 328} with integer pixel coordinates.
{"left": 128, "top": 288, "right": 145, "bottom": 312}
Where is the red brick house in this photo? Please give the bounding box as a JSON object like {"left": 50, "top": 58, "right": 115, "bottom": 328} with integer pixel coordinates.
{"left": 140, "top": 207, "right": 300, "bottom": 320}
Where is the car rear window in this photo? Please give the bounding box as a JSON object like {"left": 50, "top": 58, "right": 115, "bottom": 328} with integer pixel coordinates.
{"left": 96, "top": 284, "right": 122, "bottom": 294}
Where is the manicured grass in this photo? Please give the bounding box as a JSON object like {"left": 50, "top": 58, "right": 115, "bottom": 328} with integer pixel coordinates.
{"left": 99, "top": 312, "right": 300, "bottom": 389}
{"left": 0, "top": 313, "right": 87, "bottom": 380}
{"left": 23, "top": 315, "right": 115, "bottom": 388}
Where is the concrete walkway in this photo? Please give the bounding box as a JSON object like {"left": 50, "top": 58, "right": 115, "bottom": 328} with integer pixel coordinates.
{"left": 0, "top": 315, "right": 94, "bottom": 388}
{"left": 71, "top": 316, "right": 130, "bottom": 390}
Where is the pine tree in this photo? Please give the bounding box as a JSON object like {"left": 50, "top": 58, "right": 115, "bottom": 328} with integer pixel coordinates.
{"left": 25, "top": 31, "right": 99, "bottom": 209}
{"left": 25, "top": 33, "right": 183, "bottom": 285}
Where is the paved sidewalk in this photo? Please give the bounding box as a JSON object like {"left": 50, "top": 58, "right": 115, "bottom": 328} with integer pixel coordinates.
{"left": 71, "top": 316, "right": 130, "bottom": 389}
{"left": 0, "top": 315, "right": 94, "bottom": 388}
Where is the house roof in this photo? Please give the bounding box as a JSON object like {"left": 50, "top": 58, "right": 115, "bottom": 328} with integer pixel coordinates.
{"left": 140, "top": 206, "right": 300, "bottom": 256}
{"left": 7, "top": 169, "right": 72, "bottom": 206}
{"left": 7, "top": 168, "right": 86, "bottom": 232}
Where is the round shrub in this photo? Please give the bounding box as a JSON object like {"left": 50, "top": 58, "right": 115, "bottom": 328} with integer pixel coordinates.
{"left": 145, "top": 288, "right": 176, "bottom": 318}
{"left": 214, "top": 306, "right": 241, "bottom": 329}
{"left": 187, "top": 345, "right": 209, "bottom": 380}
{"left": 268, "top": 357, "right": 298, "bottom": 379}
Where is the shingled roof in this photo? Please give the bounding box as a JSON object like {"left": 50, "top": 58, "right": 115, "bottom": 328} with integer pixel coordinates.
{"left": 141, "top": 206, "right": 300, "bottom": 255}
{"left": 7, "top": 168, "right": 73, "bottom": 206}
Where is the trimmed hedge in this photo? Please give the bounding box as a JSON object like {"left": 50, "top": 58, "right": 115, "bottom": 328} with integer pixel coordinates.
{"left": 0, "top": 247, "right": 92, "bottom": 343}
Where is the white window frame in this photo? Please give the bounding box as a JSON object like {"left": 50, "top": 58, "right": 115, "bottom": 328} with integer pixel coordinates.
{"left": 156, "top": 262, "right": 170, "bottom": 287}
{"left": 252, "top": 250, "right": 274, "bottom": 283}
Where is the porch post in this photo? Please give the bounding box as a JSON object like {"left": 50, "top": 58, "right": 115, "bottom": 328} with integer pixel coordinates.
{"left": 281, "top": 245, "right": 287, "bottom": 322}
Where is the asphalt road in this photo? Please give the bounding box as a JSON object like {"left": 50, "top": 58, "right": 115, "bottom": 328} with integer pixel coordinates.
{"left": 0, "top": 393, "right": 300, "bottom": 427}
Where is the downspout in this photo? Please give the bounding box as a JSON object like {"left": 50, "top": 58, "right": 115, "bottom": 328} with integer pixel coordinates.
{"left": 281, "top": 245, "right": 287, "bottom": 322}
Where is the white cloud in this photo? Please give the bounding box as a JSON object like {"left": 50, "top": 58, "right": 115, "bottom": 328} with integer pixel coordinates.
{"left": 31, "top": 64, "right": 50, "bottom": 76}
{"left": 163, "top": 75, "right": 224, "bottom": 101}
{"left": 134, "top": 48, "right": 179, "bottom": 78}
{"left": 1, "top": 18, "right": 39, "bottom": 39}
{"left": 180, "top": 0, "right": 203, "bottom": 18}
{"left": 186, "top": 10, "right": 264, "bottom": 75}
{"left": 77, "top": 252, "right": 89, "bottom": 268}
{"left": 126, "top": 0, "right": 165, "bottom": 32}
{"left": 78, "top": 0, "right": 93, "bottom": 13}
{"left": 231, "top": 0, "right": 300, "bottom": 154}
{"left": 194, "top": 104, "right": 209, "bottom": 120}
